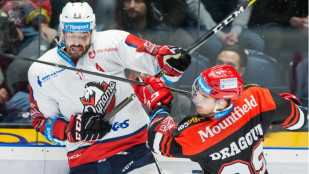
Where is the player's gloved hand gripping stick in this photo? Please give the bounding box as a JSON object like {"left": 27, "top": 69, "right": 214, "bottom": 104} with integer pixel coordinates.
{"left": 103, "top": 68, "right": 170, "bottom": 122}
{"left": 103, "top": 0, "right": 257, "bottom": 121}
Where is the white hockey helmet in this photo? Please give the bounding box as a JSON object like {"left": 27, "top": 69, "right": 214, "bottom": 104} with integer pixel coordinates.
{"left": 59, "top": 2, "right": 96, "bottom": 41}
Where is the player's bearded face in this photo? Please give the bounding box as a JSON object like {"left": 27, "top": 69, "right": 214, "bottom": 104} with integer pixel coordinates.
{"left": 64, "top": 32, "right": 92, "bottom": 59}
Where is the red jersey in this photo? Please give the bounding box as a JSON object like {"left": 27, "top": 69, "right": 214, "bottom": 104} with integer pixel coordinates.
{"left": 147, "top": 86, "right": 307, "bottom": 174}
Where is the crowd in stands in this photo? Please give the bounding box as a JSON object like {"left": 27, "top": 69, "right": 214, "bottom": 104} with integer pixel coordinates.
{"left": 0, "top": 0, "right": 307, "bottom": 124}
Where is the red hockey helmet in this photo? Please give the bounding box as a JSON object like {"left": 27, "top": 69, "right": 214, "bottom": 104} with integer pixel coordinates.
{"left": 192, "top": 65, "right": 243, "bottom": 101}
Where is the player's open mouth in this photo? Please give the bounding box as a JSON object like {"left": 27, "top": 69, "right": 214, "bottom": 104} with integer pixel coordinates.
{"left": 71, "top": 46, "right": 83, "bottom": 54}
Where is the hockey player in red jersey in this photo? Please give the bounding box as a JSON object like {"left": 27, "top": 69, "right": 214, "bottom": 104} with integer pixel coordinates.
{"left": 28, "top": 2, "right": 191, "bottom": 174}
{"left": 133, "top": 65, "right": 307, "bottom": 174}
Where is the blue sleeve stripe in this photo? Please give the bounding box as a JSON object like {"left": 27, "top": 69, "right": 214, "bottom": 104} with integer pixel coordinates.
{"left": 148, "top": 109, "right": 170, "bottom": 129}
{"left": 155, "top": 67, "right": 174, "bottom": 84}
{"left": 44, "top": 116, "right": 59, "bottom": 144}
{"left": 125, "top": 40, "right": 138, "bottom": 48}
{"left": 162, "top": 76, "right": 173, "bottom": 84}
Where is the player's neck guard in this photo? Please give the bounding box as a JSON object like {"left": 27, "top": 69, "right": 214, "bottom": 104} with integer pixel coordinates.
{"left": 213, "top": 104, "right": 234, "bottom": 120}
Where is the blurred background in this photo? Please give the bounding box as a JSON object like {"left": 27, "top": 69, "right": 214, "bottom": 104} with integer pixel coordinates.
{"left": 0, "top": 0, "right": 307, "bottom": 148}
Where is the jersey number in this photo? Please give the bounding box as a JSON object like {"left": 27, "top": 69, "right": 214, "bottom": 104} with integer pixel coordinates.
{"left": 219, "top": 140, "right": 266, "bottom": 174}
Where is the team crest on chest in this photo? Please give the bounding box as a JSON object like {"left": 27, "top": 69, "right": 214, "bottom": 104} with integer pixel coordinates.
{"left": 80, "top": 81, "right": 116, "bottom": 115}
{"left": 88, "top": 50, "right": 96, "bottom": 59}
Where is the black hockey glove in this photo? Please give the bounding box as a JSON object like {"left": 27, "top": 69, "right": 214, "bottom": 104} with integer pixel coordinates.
{"left": 157, "top": 45, "right": 191, "bottom": 77}
{"left": 66, "top": 113, "right": 111, "bottom": 143}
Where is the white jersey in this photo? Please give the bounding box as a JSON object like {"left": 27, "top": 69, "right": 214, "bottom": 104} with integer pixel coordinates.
{"left": 28, "top": 30, "right": 177, "bottom": 167}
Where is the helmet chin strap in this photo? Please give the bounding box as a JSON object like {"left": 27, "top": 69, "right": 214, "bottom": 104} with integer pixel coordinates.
{"left": 213, "top": 99, "right": 222, "bottom": 113}
{"left": 55, "top": 38, "right": 70, "bottom": 57}
{"left": 55, "top": 37, "right": 93, "bottom": 58}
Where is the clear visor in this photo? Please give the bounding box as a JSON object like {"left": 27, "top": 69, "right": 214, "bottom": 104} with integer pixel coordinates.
{"left": 191, "top": 77, "right": 211, "bottom": 107}
{"left": 64, "top": 32, "right": 91, "bottom": 45}
{"left": 192, "top": 77, "right": 226, "bottom": 114}
{"left": 191, "top": 77, "right": 199, "bottom": 104}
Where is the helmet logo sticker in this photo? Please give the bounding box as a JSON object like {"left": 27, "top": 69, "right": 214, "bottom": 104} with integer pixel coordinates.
{"left": 220, "top": 78, "right": 237, "bottom": 89}
{"left": 74, "top": 12, "right": 81, "bottom": 18}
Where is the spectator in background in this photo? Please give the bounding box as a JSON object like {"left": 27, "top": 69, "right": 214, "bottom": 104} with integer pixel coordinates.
{"left": 0, "top": 0, "right": 56, "bottom": 123}
{"left": 216, "top": 44, "right": 247, "bottom": 76}
{"left": 116, "top": 0, "right": 195, "bottom": 125}
{"left": 249, "top": 0, "right": 308, "bottom": 59}
{"left": 95, "top": 0, "right": 117, "bottom": 30}
{"left": 0, "top": 0, "right": 57, "bottom": 53}
{"left": 173, "top": 44, "right": 248, "bottom": 124}
{"left": 116, "top": 0, "right": 194, "bottom": 48}
{"left": 185, "top": 0, "right": 264, "bottom": 64}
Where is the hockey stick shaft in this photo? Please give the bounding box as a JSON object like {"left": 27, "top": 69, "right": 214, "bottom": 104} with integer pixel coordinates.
{"left": 184, "top": 0, "right": 256, "bottom": 55}
{"left": 0, "top": 52, "right": 189, "bottom": 94}
{"left": 1, "top": 0, "right": 256, "bottom": 91}
{"left": 103, "top": 69, "right": 165, "bottom": 122}
{"left": 0, "top": 52, "right": 145, "bottom": 85}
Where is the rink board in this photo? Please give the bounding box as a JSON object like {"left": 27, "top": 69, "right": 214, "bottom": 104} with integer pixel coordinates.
{"left": 0, "top": 128, "right": 308, "bottom": 173}
{"left": 0, "top": 128, "right": 308, "bottom": 147}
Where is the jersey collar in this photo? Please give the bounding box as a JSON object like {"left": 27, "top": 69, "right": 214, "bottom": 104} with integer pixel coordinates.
{"left": 57, "top": 41, "right": 76, "bottom": 67}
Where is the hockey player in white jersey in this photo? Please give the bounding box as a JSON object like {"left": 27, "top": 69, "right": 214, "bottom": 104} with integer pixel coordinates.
{"left": 27, "top": 2, "right": 191, "bottom": 174}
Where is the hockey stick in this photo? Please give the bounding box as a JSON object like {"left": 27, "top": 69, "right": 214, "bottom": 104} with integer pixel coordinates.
{"left": 184, "top": 0, "right": 256, "bottom": 54}
{"left": 0, "top": 52, "right": 189, "bottom": 94}
{"left": 103, "top": 0, "right": 257, "bottom": 121}
{"left": 1, "top": 0, "right": 255, "bottom": 93}
{"left": 103, "top": 69, "right": 165, "bottom": 122}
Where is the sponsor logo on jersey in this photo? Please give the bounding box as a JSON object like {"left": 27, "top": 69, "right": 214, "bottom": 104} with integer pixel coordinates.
{"left": 198, "top": 95, "right": 258, "bottom": 142}
{"left": 88, "top": 48, "right": 117, "bottom": 60}
{"left": 68, "top": 153, "right": 82, "bottom": 160}
{"left": 209, "top": 123, "right": 263, "bottom": 160}
{"left": 96, "top": 48, "right": 117, "bottom": 53}
{"left": 80, "top": 81, "right": 116, "bottom": 115}
{"left": 63, "top": 22, "right": 90, "bottom": 32}
{"left": 45, "top": 125, "right": 53, "bottom": 142}
{"left": 112, "top": 119, "right": 129, "bottom": 131}
{"left": 178, "top": 117, "right": 206, "bottom": 131}
{"left": 37, "top": 68, "right": 65, "bottom": 87}
{"left": 88, "top": 50, "right": 96, "bottom": 59}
